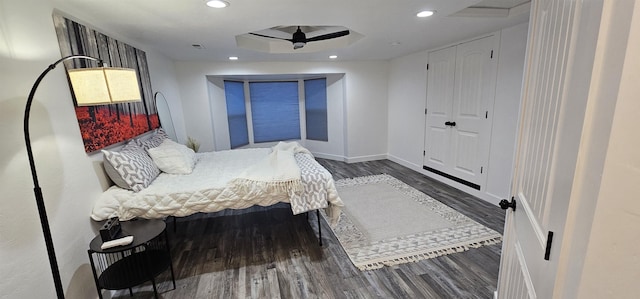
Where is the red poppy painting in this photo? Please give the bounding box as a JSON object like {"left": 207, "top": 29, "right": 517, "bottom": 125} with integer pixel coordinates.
{"left": 74, "top": 106, "right": 160, "bottom": 152}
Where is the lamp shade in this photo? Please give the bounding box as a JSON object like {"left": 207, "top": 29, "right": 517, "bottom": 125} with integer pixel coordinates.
{"left": 68, "top": 67, "right": 141, "bottom": 106}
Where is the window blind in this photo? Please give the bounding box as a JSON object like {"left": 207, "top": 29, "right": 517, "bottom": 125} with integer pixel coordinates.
{"left": 223, "top": 81, "right": 249, "bottom": 148}
{"left": 249, "top": 81, "right": 301, "bottom": 143}
{"left": 304, "top": 78, "right": 328, "bottom": 141}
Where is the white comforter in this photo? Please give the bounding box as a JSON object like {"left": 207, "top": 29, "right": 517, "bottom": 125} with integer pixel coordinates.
{"left": 92, "top": 144, "right": 343, "bottom": 226}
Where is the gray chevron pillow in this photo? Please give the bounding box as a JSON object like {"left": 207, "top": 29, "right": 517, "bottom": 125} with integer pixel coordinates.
{"left": 136, "top": 128, "right": 169, "bottom": 151}
{"left": 102, "top": 143, "right": 160, "bottom": 192}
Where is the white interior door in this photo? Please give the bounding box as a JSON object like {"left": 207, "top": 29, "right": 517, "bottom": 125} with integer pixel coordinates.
{"left": 497, "top": 0, "right": 588, "bottom": 298}
{"left": 450, "top": 36, "right": 497, "bottom": 187}
{"left": 424, "top": 46, "right": 456, "bottom": 173}
{"left": 424, "top": 36, "right": 496, "bottom": 190}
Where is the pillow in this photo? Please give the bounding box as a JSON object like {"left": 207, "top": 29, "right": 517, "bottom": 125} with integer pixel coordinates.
{"left": 104, "top": 158, "right": 130, "bottom": 189}
{"left": 146, "top": 139, "right": 196, "bottom": 174}
{"left": 102, "top": 143, "right": 160, "bottom": 192}
{"left": 103, "top": 142, "right": 137, "bottom": 189}
{"left": 156, "top": 128, "right": 170, "bottom": 139}
{"left": 136, "top": 128, "right": 169, "bottom": 151}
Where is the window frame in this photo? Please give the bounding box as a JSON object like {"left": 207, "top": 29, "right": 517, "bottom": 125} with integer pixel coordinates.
{"left": 224, "top": 78, "right": 328, "bottom": 148}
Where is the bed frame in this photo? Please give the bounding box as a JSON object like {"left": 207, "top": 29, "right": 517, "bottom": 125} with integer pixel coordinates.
{"left": 168, "top": 209, "right": 324, "bottom": 246}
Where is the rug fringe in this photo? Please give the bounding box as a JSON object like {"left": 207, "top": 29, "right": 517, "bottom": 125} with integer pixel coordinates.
{"left": 356, "top": 236, "right": 503, "bottom": 271}
{"left": 229, "top": 178, "right": 304, "bottom": 193}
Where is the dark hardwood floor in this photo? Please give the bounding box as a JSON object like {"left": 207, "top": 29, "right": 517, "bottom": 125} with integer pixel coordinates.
{"left": 111, "top": 159, "right": 504, "bottom": 299}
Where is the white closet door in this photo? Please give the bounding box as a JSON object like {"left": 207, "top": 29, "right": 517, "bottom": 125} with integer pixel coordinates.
{"left": 424, "top": 35, "right": 496, "bottom": 190}
{"left": 424, "top": 46, "right": 456, "bottom": 173}
{"left": 450, "top": 35, "right": 497, "bottom": 187}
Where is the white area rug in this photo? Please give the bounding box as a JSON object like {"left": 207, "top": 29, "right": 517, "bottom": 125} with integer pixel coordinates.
{"left": 325, "top": 174, "right": 502, "bottom": 271}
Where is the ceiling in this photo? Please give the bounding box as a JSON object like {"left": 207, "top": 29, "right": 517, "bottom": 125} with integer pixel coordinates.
{"left": 55, "top": 0, "right": 530, "bottom": 62}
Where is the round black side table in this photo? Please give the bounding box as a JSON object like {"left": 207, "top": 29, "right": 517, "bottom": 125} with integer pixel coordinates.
{"left": 88, "top": 219, "right": 176, "bottom": 299}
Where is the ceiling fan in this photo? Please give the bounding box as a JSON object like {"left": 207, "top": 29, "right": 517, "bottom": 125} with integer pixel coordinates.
{"left": 249, "top": 26, "right": 350, "bottom": 50}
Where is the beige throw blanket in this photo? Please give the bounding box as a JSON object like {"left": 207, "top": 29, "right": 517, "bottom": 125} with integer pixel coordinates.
{"left": 227, "top": 142, "right": 311, "bottom": 201}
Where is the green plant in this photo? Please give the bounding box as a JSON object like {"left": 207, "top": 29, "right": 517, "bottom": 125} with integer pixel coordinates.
{"left": 186, "top": 136, "right": 200, "bottom": 153}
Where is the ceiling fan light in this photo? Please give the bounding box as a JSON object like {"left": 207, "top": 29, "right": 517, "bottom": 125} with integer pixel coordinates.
{"left": 293, "top": 41, "right": 306, "bottom": 49}
{"left": 417, "top": 10, "right": 435, "bottom": 18}
{"left": 206, "top": 0, "right": 229, "bottom": 8}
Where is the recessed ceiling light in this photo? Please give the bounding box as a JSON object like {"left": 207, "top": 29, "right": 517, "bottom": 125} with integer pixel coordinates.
{"left": 417, "top": 10, "right": 435, "bottom": 18}
{"left": 229, "top": 56, "right": 238, "bottom": 60}
{"left": 206, "top": 0, "right": 229, "bottom": 8}
{"left": 329, "top": 55, "right": 338, "bottom": 59}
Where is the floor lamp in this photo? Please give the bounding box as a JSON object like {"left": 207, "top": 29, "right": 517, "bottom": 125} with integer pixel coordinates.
{"left": 24, "top": 55, "right": 141, "bottom": 299}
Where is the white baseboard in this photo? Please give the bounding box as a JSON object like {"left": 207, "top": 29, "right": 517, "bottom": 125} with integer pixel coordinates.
{"left": 494, "top": 290, "right": 498, "bottom": 299}
{"left": 345, "top": 154, "right": 387, "bottom": 163}
{"left": 485, "top": 191, "right": 506, "bottom": 206}
{"left": 311, "top": 152, "right": 346, "bottom": 161}
{"left": 387, "top": 154, "right": 500, "bottom": 206}
{"left": 387, "top": 154, "right": 422, "bottom": 170}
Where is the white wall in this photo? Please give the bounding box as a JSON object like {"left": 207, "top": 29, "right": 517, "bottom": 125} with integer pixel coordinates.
{"left": 306, "top": 74, "right": 347, "bottom": 160}
{"left": 146, "top": 53, "right": 188, "bottom": 144}
{"left": 484, "top": 22, "right": 528, "bottom": 201}
{"left": 0, "top": 1, "right": 184, "bottom": 298}
{"left": 576, "top": 2, "right": 640, "bottom": 294}
{"left": 387, "top": 51, "right": 428, "bottom": 165}
{"left": 555, "top": 0, "right": 640, "bottom": 297}
{"left": 207, "top": 78, "right": 230, "bottom": 150}
{"left": 173, "top": 61, "right": 389, "bottom": 161}
{"left": 386, "top": 23, "right": 528, "bottom": 204}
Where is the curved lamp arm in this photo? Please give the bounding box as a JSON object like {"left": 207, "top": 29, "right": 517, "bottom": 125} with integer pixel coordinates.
{"left": 23, "top": 55, "right": 102, "bottom": 299}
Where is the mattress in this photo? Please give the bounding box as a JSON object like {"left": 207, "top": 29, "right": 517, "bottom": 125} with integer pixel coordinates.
{"left": 91, "top": 147, "right": 343, "bottom": 226}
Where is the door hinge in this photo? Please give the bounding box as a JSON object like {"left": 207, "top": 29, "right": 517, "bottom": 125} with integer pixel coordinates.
{"left": 480, "top": 166, "right": 483, "bottom": 174}
{"left": 425, "top": 108, "right": 428, "bottom": 115}
{"left": 426, "top": 63, "right": 429, "bottom": 70}
{"left": 490, "top": 50, "right": 494, "bottom": 59}
{"left": 544, "top": 231, "right": 554, "bottom": 260}
{"left": 423, "top": 150, "right": 426, "bottom": 156}
{"left": 485, "top": 111, "right": 488, "bottom": 119}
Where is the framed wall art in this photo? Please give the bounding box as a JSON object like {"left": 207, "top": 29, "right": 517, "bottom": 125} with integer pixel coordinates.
{"left": 53, "top": 13, "right": 159, "bottom": 153}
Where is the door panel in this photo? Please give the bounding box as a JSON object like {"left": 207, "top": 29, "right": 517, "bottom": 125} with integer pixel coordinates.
{"left": 424, "top": 46, "right": 456, "bottom": 173}
{"left": 429, "top": 54, "right": 455, "bottom": 117}
{"left": 497, "top": 0, "right": 582, "bottom": 298}
{"left": 426, "top": 127, "right": 448, "bottom": 166}
{"left": 451, "top": 36, "right": 496, "bottom": 185}
{"left": 452, "top": 130, "right": 478, "bottom": 175}
{"left": 500, "top": 215, "right": 536, "bottom": 298}
{"left": 456, "top": 51, "right": 484, "bottom": 118}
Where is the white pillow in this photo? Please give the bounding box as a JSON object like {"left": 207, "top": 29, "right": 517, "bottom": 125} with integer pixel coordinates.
{"left": 147, "top": 139, "right": 196, "bottom": 174}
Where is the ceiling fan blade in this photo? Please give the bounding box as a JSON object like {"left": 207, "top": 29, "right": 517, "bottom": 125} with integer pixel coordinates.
{"left": 306, "top": 30, "right": 350, "bottom": 42}
{"left": 249, "top": 32, "right": 292, "bottom": 42}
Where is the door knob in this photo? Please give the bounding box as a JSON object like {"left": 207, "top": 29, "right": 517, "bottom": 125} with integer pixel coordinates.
{"left": 444, "top": 121, "right": 457, "bottom": 127}
{"left": 499, "top": 197, "right": 516, "bottom": 211}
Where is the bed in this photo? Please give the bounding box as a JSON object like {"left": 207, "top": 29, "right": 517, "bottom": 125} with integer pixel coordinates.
{"left": 93, "top": 132, "right": 343, "bottom": 244}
